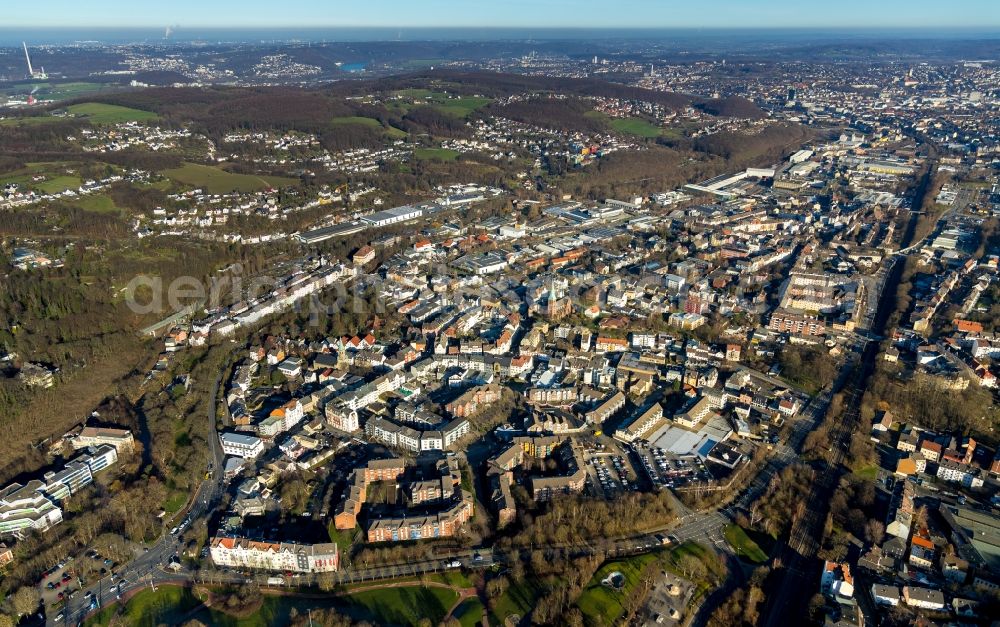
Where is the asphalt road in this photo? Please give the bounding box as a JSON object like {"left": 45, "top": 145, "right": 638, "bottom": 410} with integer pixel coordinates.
{"left": 58, "top": 353, "right": 228, "bottom": 626}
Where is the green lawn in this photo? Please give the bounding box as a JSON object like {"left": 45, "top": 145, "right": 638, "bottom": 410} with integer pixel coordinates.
{"left": 347, "top": 585, "right": 458, "bottom": 626}
{"left": 384, "top": 125, "right": 408, "bottom": 139}
{"left": 66, "top": 102, "right": 158, "bottom": 124}
{"left": 162, "top": 491, "right": 188, "bottom": 515}
{"left": 36, "top": 175, "right": 83, "bottom": 194}
{"left": 10, "top": 81, "right": 112, "bottom": 102}
{"left": 331, "top": 115, "right": 383, "bottom": 128}
{"left": 331, "top": 115, "right": 408, "bottom": 139}
{"left": 454, "top": 597, "right": 485, "bottom": 627}
{"left": 576, "top": 552, "right": 660, "bottom": 626}
{"left": 489, "top": 575, "right": 542, "bottom": 625}
{"left": 90, "top": 581, "right": 465, "bottom": 627}
{"left": 340, "top": 571, "right": 472, "bottom": 593}
{"left": 853, "top": 465, "right": 880, "bottom": 481}
{"left": 327, "top": 523, "right": 358, "bottom": 552}
{"left": 435, "top": 570, "right": 473, "bottom": 588}
{"left": 75, "top": 193, "right": 119, "bottom": 213}
{"left": 0, "top": 162, "right": 89, "bottom": 193}
{"left": 394, "top": 88, "right": 435, "bottom": 99}
{"left": 433, "top": 97, "right": 491, "bottom": 118}
{"left": 85, "top": 586, "right": 201, "bottom": 627}
{"left": 388, "top": 89, "right": 490, "bottom": 118}
{"left": 609, "top": 117, "right": 665, "bottom": 138}
{"left": 413, "top": 148, "right": 460, "bottom": 162}
{"left": 724, "top": 525, "right": 768, "bottom": 564}
{"left": 584, "top": 110, "right": 669, "bottom": 139}
{"left": 161, "top": 162, "right": 298, "bottom": 194}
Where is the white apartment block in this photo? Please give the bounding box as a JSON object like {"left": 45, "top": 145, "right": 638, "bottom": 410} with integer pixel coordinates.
{"left": 220, "top": 432, "right": 264, "bottom": 459}
{"left": 210, "top": 536, "right": 339, "bottom": 573}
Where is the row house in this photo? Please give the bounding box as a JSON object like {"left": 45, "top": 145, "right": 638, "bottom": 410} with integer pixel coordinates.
{"left": 210, "top": 536, "right": 339, "bottom": 573}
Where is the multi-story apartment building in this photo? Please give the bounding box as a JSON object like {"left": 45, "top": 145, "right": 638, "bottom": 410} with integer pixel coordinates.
{"left": 365, "top": 416, "right": 470, "bottom": 453}
{"left": 674, "top": 396, "right": 717, "bottom": 429}
{"left": 325, "top": 404, "right": 360, "bottom": 433}
{"left": 936, "top": 459, "right": 985, "bottom": 488}
{"left": 614, "top": 402, "right": 664, "bottom": 443}
{"left": 768, "top": 310, "right": 826, "bottom": 336}
{"left": 584, "top": 391, "right": 625, "bottom": 424}
{"left": 219, "top": 432, "right": 264, "bottom": 459}
{"left": 210, "top": 536, "right": 339, "bottom": 573}
{"left": 366, "top": 492, "right": 474, "bottom": 543}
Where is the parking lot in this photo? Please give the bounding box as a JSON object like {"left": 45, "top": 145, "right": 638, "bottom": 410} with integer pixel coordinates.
{"left": 37, "top": 549, "right": 122, "bottom": 621}
{"left": 39, "top": 559, "right": 79, "bottom": 610}
{"left": 632, "top": 443, "right": 712, "bottom": 489}
{"left": 584, "top": 451, "right": 639, "bottom": 498}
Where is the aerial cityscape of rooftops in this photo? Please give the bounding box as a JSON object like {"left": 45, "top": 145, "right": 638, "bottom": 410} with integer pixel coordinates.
{"left": 2, "top": 2, "right": 1000, "bottom": 626}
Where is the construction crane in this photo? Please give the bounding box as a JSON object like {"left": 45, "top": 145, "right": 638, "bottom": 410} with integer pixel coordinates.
{"left": 23, "top": 42, "right": 48, "bottom": 80}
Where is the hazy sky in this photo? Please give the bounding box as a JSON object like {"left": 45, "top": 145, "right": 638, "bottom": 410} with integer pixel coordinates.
{"left": 4, "top": 0, "right": 999, "bottom": 29}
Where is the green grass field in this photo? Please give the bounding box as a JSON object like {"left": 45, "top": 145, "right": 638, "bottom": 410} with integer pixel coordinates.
{"left": 327, "top": 522, "right": 358, "bottom": 551}
{"left": 66, "top": 102, "right": 158, "bottom": 124}
{"left": 433, "top": 96, "right": 491, "bottom": 118}
{"left": 724, "top": 525, "right": 768, "bottom": 563}
{"left": 3, "top": 81, "right": 114, "bottom": 102}
{"left": 0, "top": 162, "right": 83, "bottom": 193}
{"left": 85, "top": 586, "right": 201, "bottom": 627}
{"left": 389, "top": 89, "right": 490, "bottom": 118}
{"left": 88, "top": 578, "right": 468, "bottom": 627}
{"left": 576, "top": 552, "right": 661, "bottom": 626}
{"left": 454, "top": 597, "right": 485, "bottom": 627}
{"left": 347, "top": 585, "right": 458, "bottom": 626}
{"left": 1, "top": 102, "right": 156, "bottom": 126}
{"left": 36, "top": 175, "right": 83, "bottom": 194}
{"left": 852, "top": 465, "right": 880, "bottom": 481}
{"left": 489, "top": 575, "right": 543, "bottom": 625}
{"left": 331, "top": 115, "right": 408, "bottom": 138}
{"left": 41, "top": 82, "right": 113, "bottom": 100}
{"left": 585, "top": 110, "right": 670, "bottom": 139}
{"left": 162, "top": 490, "right": 188, "bottom": 515}
{"left": 75, "top": 194, "right": 119, "bottom": 214}
{"left": 331, "top": 115, "right": 383, "bottom": 128}
{"left": 413, "top": 147, "right": 460, "bottom": 162}
{"left": 384, "top": 126, "right": 408, "bottom": 139}
{"left": 161, "top": 162, "right": 298, "bottom": 194}
{"left": 609, "top": 117, "right": 665, "bottom": 138}
{"left": 394, "top": 88, "right": 435, "bottom": 99}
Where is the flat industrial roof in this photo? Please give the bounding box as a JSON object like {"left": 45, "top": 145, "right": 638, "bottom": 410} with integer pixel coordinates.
{"left": 647, "top": 414, "right": 733, "bottom": 457}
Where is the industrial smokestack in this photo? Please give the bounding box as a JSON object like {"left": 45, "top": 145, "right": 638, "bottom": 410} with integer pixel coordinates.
{"left": 22, "top": 42, "right": 34, "bottom": 76}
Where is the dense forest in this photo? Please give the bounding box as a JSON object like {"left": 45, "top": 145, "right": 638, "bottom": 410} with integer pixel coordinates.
{"left": 487, "top": 96, "right": 608, "bottom": 133}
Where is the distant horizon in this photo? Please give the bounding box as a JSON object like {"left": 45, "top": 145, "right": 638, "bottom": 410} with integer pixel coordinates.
{"left": 3, "top": 25, "right": 1000, "bottom": 47}
{"left": 2, "top": 0, "right": 999, "bottom": 31}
